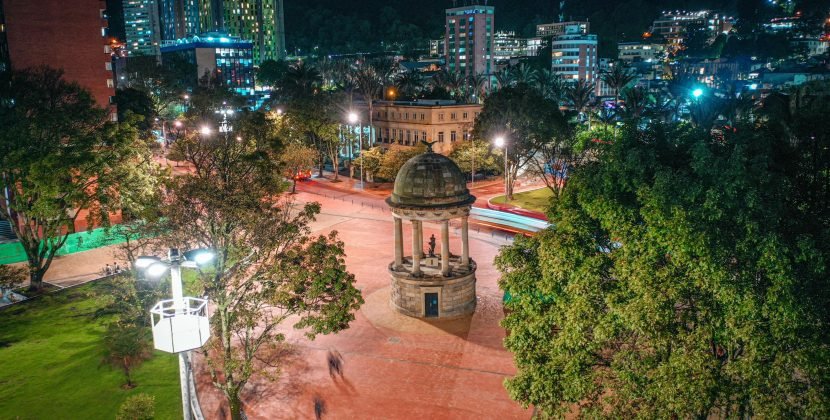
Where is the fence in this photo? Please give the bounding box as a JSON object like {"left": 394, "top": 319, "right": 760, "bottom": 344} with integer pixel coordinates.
{"left": 0, "top": 226, "right": 139, "bottom": 265}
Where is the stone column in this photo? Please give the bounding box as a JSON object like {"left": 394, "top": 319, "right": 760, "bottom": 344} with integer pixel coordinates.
{"left": 394, "top": 217, "right": 403, "bottom": 270}
{"left": 416, "top": 220, "right": 424, "bottom": 258}
{"left": 411, "top": 220, "right": 421, "bottom": 276}
{"left": 441, "top": 220, "right": 450, "bottom": 276}
{"left": 461, "top": 216, "right": 470, "bottom": 266}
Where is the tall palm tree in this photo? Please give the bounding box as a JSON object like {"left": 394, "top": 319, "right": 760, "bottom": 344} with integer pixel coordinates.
{"left": 281, "top": 61, "right": 322, "bottom": 99}
{"left": 467, "top": 73, "right": 488, "bottom": 103}
{"left": 494, "top": 68, "right": 515, "bottom": 91}
{"left": 567, "top": 79, "right": 595, "bottom": 123}
{"left": 601, "top": 64, "right": 635, "bottom": 107}
{"left": 510, "top": 63, "right": 537, "bottom": 86}
{"left": 352, "top": 64, "right": 382, "bottom": 145}
{"left": 395, "top": 71, "right": 425, "bottom": 100}
{"left": 620, "top": 86, "right": 650, "bottom": 120}
{"left": 433, "top": 69, "right": 465, "bottom": 99}
{"left": 532, "top": 69, "right": 565, "bottom": 104}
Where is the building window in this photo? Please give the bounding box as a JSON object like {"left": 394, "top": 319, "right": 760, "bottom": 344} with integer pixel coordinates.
{"left": 462, "top": 112, "right": 468, "bottom": 119}
{"left": 106, "top": 79, "right": 114, "bottom": 88}
{"left": 451, "top": 131, "right": 457, "bottom": 142}
{"left": 421, "top": 131, "right": 427, "bottom": 142}
{"left": 438, "top": 132, "right": 445, "bottom": 143}
{"left": 406, "top": 130, "right": 411, "bottom": 144}
{"left": 451, "top": 113, "right": 457, "bottom": 120}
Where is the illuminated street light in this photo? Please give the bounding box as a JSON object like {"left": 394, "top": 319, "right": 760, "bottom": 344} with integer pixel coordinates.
{"left": 174, "top": 120, "right": 183, "bottom": 128}
{"left": 136, "top": 248, "right": 215, "bottom": 419}
{"left": 692, "top": 88, "right": 704, "bottom": 98}
{"left": 347, "top": 111, "right": 363, "bottom": 189}
{"left": 200, "top": 126, "right": 212, "bottom": 136}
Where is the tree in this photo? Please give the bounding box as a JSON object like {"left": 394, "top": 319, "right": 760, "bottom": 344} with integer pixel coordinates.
{"left": 352, "top": 146, "right": 384, "bottom": 182}
{"left": 352, "top": 64, "right": 382, "bottom": 151}
{"left": 473, "top": 84, "right": 567, "bottom": 199}
{"left": 566, "top": 80, "right": 595, "bottom": 123}
{"left": 395, "top": 71, "right": 425, "bottom": 100}
{"left": 449, "top": 139, "right": 500, "bottom": 179}
{"left": 532, "top": 69, "right": 565, "bottom": 104}
{"left": 497, "top": 121, "right": 830, "bottom": 417}
{"left": 376, "top": 146, "right": 422, "bottom": 180}
{"left": 102, "top": 321, "right": 153, "bottom": 388}
{"left": 257, "top": 59, "right": 289, "bottom": 88}
{"left": 160, "top": 130, "right": 363, "bottom": 420}
{"left": 115, "top": 88, "right": 156, "bottom": 132}
{"left": 600, "top": 64, "right": 635, "bottom": 109}
{"left": 0, "top": 67, "right": 154, "bottom": 291}
{"left": 279, "top": 61, "right": 323, "bottom": 100}
{"left": 281, "top": 143, "right": 318, "bottom": 193}
{"left": 619, "top": 86, "right": 650, "bottom": 120}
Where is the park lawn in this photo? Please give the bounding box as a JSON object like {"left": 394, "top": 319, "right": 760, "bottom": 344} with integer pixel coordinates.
{"left": 0, "top": 280, "right": 181, "bottom": 419}
{"left": 491, "top": 187, "right": 554, "bottom": 213}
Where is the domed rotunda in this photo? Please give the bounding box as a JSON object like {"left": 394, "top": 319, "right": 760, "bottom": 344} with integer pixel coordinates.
{"left": 386, "top": 144, "right": 477, "bottom": 319}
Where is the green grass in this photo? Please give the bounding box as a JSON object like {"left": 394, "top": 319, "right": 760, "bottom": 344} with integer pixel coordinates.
{"left": 0, "top": 281, "right": 181, "bottom": 419}
{"left": 491, "top": 187, "right": 554, "bottom": 213}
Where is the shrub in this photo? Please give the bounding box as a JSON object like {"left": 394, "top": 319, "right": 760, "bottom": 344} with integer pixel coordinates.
{"left": 116, "top": 393, "right": 155, "bottom": 420}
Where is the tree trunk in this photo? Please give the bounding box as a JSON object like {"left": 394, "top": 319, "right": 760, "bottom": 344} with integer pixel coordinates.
{"left": 292, "top": 179, "right": 297, "bottom": 194}
{"left": 227, "top": 391, "right": 244, "bottom": 420}
{"left": 28, "top": 267, "right": 44, "bottom": 292}
{"left": 123, "top": 360, "right": 133, "bottom": 387}
{"left": 332, "top": 155, "right": 339, "bottom": 181}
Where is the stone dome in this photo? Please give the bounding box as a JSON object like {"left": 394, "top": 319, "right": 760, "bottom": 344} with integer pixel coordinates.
{"left": 386, "top": 147, "right": 475, "bottom": 209}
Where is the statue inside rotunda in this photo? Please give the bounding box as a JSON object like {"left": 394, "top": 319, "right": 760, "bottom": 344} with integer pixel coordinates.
{"left": 386, "top": 143, "right": 477, "bottom": 319}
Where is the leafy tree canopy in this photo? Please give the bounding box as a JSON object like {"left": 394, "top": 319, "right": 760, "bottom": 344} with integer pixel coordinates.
{"left": 497, "top": 120, "right": 830, "bottom": 417}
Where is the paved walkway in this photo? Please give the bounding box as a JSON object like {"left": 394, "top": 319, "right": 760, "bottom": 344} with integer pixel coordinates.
{"left": 12, "top": 245, "right": 123, "bottom": 289}
{"left": 193, "top": 190, "right": 528, "bottom": 419}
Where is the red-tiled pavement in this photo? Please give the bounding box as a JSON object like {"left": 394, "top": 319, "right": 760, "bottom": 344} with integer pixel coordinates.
{"left": 193, "top": 191, "right": 530, "bottom": 419}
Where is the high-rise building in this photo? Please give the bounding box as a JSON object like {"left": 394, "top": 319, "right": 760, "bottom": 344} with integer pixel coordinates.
{"left": 537, "top": 21, "right": 589, "bottom": 38}
{"left": 1, "top": 0, "right": 115, "bottom": 111}
{"left": 199, "top": 0, "right": 285, "bottom": 64}
{"left": 123, "top": 0, "right": 162, "bottom": 57}
{"left": 444, "top": 4, "right": 494, "bottom": 76}
{"left": 159, "top": 0, "right": 201, "bottom": 40}
{"left": 551, "top": 24, "right": 598, "bottom": 84}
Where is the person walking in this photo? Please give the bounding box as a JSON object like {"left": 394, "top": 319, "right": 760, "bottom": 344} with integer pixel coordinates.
{"left": 104, "top": 264, "right": 112, "bottom": 276}
{"left": 313, "top": 396, "right": 326, "bottom": 420}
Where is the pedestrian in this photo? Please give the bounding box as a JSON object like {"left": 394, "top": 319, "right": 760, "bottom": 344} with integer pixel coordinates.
{"left": 313, "top": 396, "right": 326, "bottom": 420}
{"left": 327, "top": 351, "right": 337, "bottom": 378}
{"left": 105, "top": 264, "right": 112, "bottom": 276}
{"left": 113, "top": 262, "right": 121, "bottom": 273}
{"left": 332, "top": 349, "right": 344, "bottom": 378}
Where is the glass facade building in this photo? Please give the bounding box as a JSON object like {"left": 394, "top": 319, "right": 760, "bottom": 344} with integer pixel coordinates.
{"left": 198, "top": 0, "right": 284, "bottom": 64}
{"left": 161, "top": 32, "right": 254, "bottom": 96}
{"left": 123, "top": 0, "right": 161, "bottom": 57}
{"left": 159, "top": 0, "right": 201, "bottom": 40}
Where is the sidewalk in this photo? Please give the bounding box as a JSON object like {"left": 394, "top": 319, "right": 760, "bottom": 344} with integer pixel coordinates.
{"left": 12, "top": 245, "right": 123, "bottom": 289}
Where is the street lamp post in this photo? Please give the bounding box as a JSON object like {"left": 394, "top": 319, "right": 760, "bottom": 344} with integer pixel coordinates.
{"left": 135, "top": 248, "right": 214, "bottom": 420}
{"left": 348, "top": 112, "right": 364, "bottom": 189}
{"left": 494, "top": 136, "right": 508, "bottom": 202}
